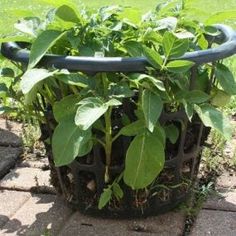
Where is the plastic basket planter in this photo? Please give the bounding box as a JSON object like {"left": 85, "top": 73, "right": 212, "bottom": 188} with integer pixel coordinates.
{"left": 1, "top": 24, "right": 236, "bottom": 218}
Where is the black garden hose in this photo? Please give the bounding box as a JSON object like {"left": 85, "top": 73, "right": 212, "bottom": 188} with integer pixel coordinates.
{"left": 1, "top": 24, "right": 236, "bottom": 73}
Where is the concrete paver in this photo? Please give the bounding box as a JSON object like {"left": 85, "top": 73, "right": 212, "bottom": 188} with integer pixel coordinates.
{"left": 18, "top": 158, "right": 49, "bottom": 169}
{"left": 59, "top": 211, "right": 185, "bottom": 236}
{"left": 0, "top": 190, "right": 31, "bottom": 228}
{"left": 0, "top": 147, "right": 22, "bottom": 179}
{"left": 216, "top": 172, "right": 236, "bottom": 189}
{"left": 190, "top": 209, "right": 236, "bottom": 236}
{"left": 0, "top": 129, "right": 22, "bottom": 147}
{"left": 0, "top": 194, "right": 73, "bottom": 236}
{"left": 0, "top": 119, "right": 22, "bottom": 137}
{"left": 204, "top": 190, "right": 236, "bottom": 212}
{"left": 0, "top": 167, "right": 54, "bottom": 193}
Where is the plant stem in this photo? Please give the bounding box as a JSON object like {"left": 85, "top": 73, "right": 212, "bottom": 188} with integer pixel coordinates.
{"left": 112, "top": 131, "right": 121, "bottom": 143}
{"left": 104, "top": 107, "right": 112, "bottom": 183}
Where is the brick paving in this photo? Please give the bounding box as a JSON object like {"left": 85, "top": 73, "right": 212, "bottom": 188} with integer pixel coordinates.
{"left": 190, "top": 136, "right": 236, "bottom": 236}
{"left": 0, "top": 167, "right": 55, "bottom": 193}
{"left": 0, "top": 193, "right": 73, "bottom": 236}
{"left": 190, "top": 185, "right": 236, "bottom": 236}
{"left": 190, "top": 210, "right": 236, "bottom": 236}
{"left": 0, "top": 147, "right": 22, "bottom": 179}
{"left": 0, "top": 117, "right": 236, "bottom": 236}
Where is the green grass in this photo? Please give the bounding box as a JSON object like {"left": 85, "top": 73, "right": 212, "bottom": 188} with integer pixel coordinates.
{"left": 0, "top": 0, "right": 158, "bottom": 37}
{"left": 1, "top": 0, "right": 236, "bottom": 37}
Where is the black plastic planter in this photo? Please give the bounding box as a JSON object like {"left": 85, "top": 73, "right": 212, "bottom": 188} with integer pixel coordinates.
{"left": 1, "top": 24, "right": 236, "bottom": 218}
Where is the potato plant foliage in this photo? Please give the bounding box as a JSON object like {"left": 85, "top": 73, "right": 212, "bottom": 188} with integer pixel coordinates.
{"left": 0, "top": 2, "right": 235, "bottom": 209}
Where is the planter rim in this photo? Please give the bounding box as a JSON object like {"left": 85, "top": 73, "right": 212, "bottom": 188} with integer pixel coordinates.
{"left": 1, "top": 24, "right": 236, "bottom": 73}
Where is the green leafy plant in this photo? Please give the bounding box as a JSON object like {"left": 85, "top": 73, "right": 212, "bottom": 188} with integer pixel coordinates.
{"left": 1, "top": 2, "right": 235, "bottom": 210}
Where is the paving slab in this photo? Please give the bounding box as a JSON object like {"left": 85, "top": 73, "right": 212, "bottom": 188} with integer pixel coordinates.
{"left": 18, "top": 158, "right": 49, "bottom": 169}
{"left": 216, "top": 172, "right": 236, "bottom": 189}
{"left": 0, "top": 194, "right": 73, "bottom": 236}
{"left": 0, "top": 119, "right": 22, "bottom": 136}
{"left": 59, "top": 211, "right": 185, "bottom": 236}
{"left": 190, "top": 209, "right": 236, "bottom": 236}
{"left": 0, "top": 129, "right": 22, "bottom": 147}
{"left": 204, "top": 190, "right": 236, "bottom": 212}
{"left": 0, "top": 190, "right": 31, "bottom": 228}
{"left": 0, "top": 147, "right": 22, "bottom": 179}
{"left": 0, "top": 167, "right": 55, "bottom": 193}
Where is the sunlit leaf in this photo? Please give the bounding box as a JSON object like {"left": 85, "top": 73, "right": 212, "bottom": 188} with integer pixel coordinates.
{"left": 28, "top": 30, "right": 66, "bottom": 69}
{"left": 52, "top": 116, "right": 92, "bottom": 166}
{"left": 75, "top": 97, "right": 108, "bottom": 130}
{"left": 21, "top": 68, "right": 55, "bottom": 94}
{"left": 166, "top": 60, "right": 194, "bottom": 73}
{"left": 194, "top": 104, "right": 232, "bottom": 140}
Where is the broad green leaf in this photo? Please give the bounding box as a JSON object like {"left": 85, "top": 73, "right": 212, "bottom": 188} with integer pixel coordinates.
{"left": 169, "top": 73, "right": 189, "bottom": 90}
{"left": 178, "top": 90, "right": 210, "bottom": 104}
{"left": 215, "top": 64, "right": 236, "bottom": 95}
{"left": 108, "top": 82, "right": 135, "bottom": 98}
{"left": 194, "top": 104, "right": 232, "bottom": 140}
{"left": 52, "top": 116, "right": 92, "bottom": 166}
{"left": 174, "top": 30, "right": 195, "bottom": 39}
{"left": 143, "top": 30, "right": 163, "bottom": 44}
{"left": 142, "top": 46, "right": 163, "bottom": 69}
{"left": 123, "top": 41, "right": 143, "bottom": 57}
{"left": 98, "top": 188, "right": 112, "bottom": 209}
{"left": 24, "top": 82, "right": 43, "bottom": 105}
{"left": 163, "top": 31, "right": 189, "bottom": 59}
{"left": 122, "top": 18, "right": 137, "bottom": 28}
{"left": 211, "top": 89, "right": 231, "bottom": 107}
{"left": 56, "top": 5, "right": 80, "bottom": 23}
{"left": 112, "top": 22, "right": 123, "bottom": 31}
{"left": 119, "top": 120, "right": 146, "bottom": 136}
{"left": 28, "top": 30, "right": 66, "bottom": 69}
{"left": 106, "top": 98, "right": 122, "bottom": 107}
{"left": 56, "top": 73, "right": 92, "bottom": 88}
{"left": 153, "top": 124, "right": 166, "bottom": 146}
{"left": 99, "top": 5, "right": 121, "bottom": 21}
{"left": 166, "top": 60, "right": 194, "bottom": 73}
{"left": 14, "top": 17, "right": 40, "bottom": 37}
{"left": 198, "top": 34, "right": 208, "bottom": 49}
{"left": 112, "top": 183, "right": 124, "bottom": 199}
{"left": 78, "top": 139, "right": 93, "bottom": 157}
{"left": 142, "top": 89, "right": 163, "bottom": 132}
{"left": 0, "top": 83, "right": 8, "bottom": 93}
{"left": 21, "top": 68, "right": 55, "bottom": 94}
{"left": 93, "top": 119, "right": 105, "bottom": 132}
{"left": 75, "top": 98, "right": 108, "bottom": 130}
{"left": 53, "top": 94, "right": 81, "bottom": 122}
{"left": 164, "top": 124, "right": 179, "bottom": 144}
{"left": 77, "top": 97, "right": 104, "bottom": 106}
{"left": 132, "top": 74, "right": 165, "bottom": 91}
{"left": 0, "top": 68, "right": 14, "bottom": 77}
{"left": 195, "top": 71, "right": 209, "bottom": 91}
{"left": 183, "top": 101, "right": 194, "bottom": 121}
{"left": 204, "top": 26, "right": 220, "bottom": 36}
{"left": 0, "top": 106, "right": 15, "bottom": 115}
{"left": 156, "top": 17, "right": 177, "bottom": 31}
{"left": 124, "top": 132, "right": 165, "bottom": 189}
